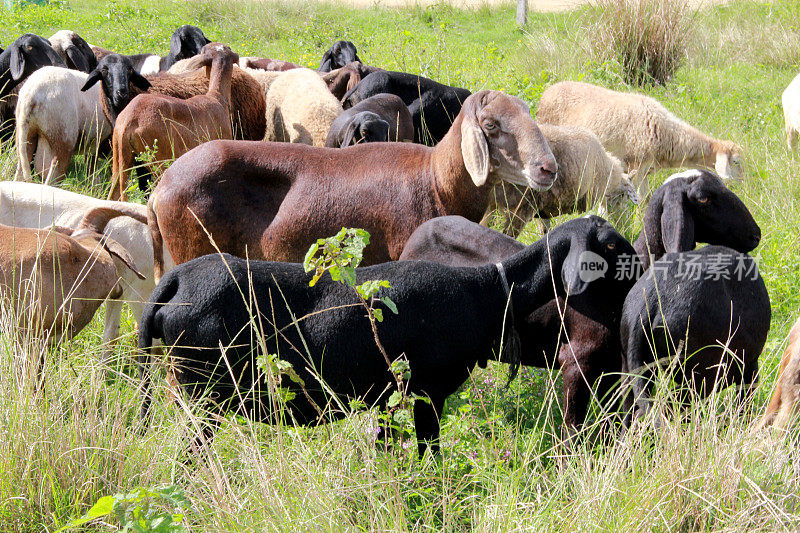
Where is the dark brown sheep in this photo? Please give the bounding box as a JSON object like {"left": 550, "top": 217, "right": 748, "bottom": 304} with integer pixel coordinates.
{"left": 148, "top": 90, "right": 558, "bottom": 279}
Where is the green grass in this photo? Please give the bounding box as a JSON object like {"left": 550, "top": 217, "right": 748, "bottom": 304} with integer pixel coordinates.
{"left": 1, "top": 0, "right": 800, "bottom": 530}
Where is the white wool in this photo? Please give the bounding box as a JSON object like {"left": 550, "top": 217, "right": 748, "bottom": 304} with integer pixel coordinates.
{"left": 140, "top": 54, "right": 162, "bottom": 76}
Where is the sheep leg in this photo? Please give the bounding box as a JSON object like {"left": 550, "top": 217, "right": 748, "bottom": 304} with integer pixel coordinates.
{"left": 787, "top": 127, "right": 798, "bottom": 151}
{"left": 627, "top": 329, "right": 656, "bottom": 423}
{"left": 109, "top": 132, "right": 135, "bottom": 201}
{"left": 100, "top": 298, "right": 124, "bottom": 373}
{"left": 736, "top": 359, "right": 758, "bottom": 413}
{"left": 15, "top": 120, "right": 37, "bottom": 181}
{"left": 414, "top": 396, "right": 443, "bottom": 458}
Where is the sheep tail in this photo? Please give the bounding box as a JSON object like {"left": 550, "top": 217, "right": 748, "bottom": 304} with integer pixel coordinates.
{"left": 148, "top": 194, "right": 166, "bottom": 284}
{"left": 136, "top": 273, "right": 176, "bottom": 424}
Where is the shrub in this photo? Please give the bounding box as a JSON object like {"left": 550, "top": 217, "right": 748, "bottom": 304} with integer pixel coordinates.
{"left": 590, "top": 0, "right": 695, "bottom": 86}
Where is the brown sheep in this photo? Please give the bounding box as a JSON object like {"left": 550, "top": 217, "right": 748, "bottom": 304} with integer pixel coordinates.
{"left": 108, "top": 43, "right": 239, "bottom": 201}
{"left": 81, "top": 51, "right": 265, "bottom": 143}
{"left": 148, "top": 90, "right": 558, "bottom": 280}
{"left": 0, "top": 206, "right": 144, "bottom": 356}
{"left": 759, "top": 316, "right": 800, "bottom": 430}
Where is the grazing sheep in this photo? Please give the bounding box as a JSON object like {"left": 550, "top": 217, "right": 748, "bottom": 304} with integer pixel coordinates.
{"left": 81, "top": 53, "right": 266, "bottom": 141}
{"left": 264, "top": 67, "right": 343, "bottom": 146}
{"left": 239, "top": 56, "right": 299, "bottom": 72}
{"left": 782, "top": 73, "right": 800, "bottom": 150}
{"left": 0, "top": 206, "right": 144, "bottom": 359}
{"left": 342, "top": 69, "right": 472, "bottom": 145}
{"left": 15, "top": 66, "right": 111, "bottom": 184}
{"left": 0, "top": 181, "right": 176, "bottom": 362}
{"left": 138, "top": 217, "right": 603, "bottom": 456}
{"left": 90, "top": 25, "right": 210, "bottom": 75}
{"left": 483, "top": 124, "right": 640, "bottom": 236}
{"left": 324, "top": 93, "right": 413, "bottom": 147}
{"left": 148, "top": 90, "right": 558, "bottom": 279}
{"left": 0, "top": 34, "right": 66, "bottom": 140}
{"left": 47, "top": 30, "right": 96, "bottom": 73}
{"left": 536, "top": 81, "right": 743, "bottom": 197}
{"left": 400, "top": 215, "right": 638, "bottom": 433}
{"left": 759, "top": 315, "right": 800, "bottom": 430}
{"left": 621, "top": 169, "right": 767, "bottom": 423}
{"left": 318, "top": 40, "right": 360, "bottom": 72}
{"left": 107, "top": 43, "right": 239, "bottom": 200}
{"left": 621, "top": 246, "right": 770, "bottom": 423}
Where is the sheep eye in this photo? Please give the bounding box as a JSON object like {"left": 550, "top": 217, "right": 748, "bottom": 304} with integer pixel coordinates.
{"left": 697, "top": 196, "right": 709, "bottom": 204}
{"left": 606, "top": 242, "right": 616, "bottom": 250}
{"left": 483, "top": 122, "right": 496, "bottom": 131}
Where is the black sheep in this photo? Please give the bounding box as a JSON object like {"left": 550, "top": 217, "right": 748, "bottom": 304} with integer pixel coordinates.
{"left": 318, "top": 40, "right": 360, "bottom": 72}
{"left": 138, "top": 218, "right": 614, "bottom": 456}
{"left": 324, "top": 93, "right": 414, "bottom": 147}
{"left": 621, "top": 246, "right": 770, "bottom": 422}
{"left": 400, "top": 215, "right": 638, "bottom": 433}
{"left": 621, "top": 169, "right": 768, "bottom": 423}
{"left": 342, "top": 69, "right": 472, "bottom": 145}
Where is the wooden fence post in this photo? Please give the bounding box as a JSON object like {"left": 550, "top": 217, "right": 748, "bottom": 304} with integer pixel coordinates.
{"left": 516, "top": 0, "right": 527, "bottom": 27}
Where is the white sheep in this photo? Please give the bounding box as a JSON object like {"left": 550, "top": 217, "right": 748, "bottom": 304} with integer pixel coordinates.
{"left": 263, "top": 67, "right": 343, "bottom": 146}
{"left": 536, "top": 81, "right": 743, "bottom": 198}
{"left": 0, "top": 182, "right": 175, "bottom": 362}
{"left": 15, "top": 66, "right": 111, "bottom": 184}
{"left": 782, "top": 73, "right": 800, "bottom": 150}
{"left": 47, "top": 30, "right": 96, "bottom": 73}
{"left": 483, "top": 123, "right": 640, "bottom": 235}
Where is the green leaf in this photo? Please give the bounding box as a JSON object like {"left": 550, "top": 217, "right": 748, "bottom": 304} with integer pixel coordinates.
{"left": 58, "top": 496, "right": 114, "bottom": 530}
{"left": 388, "top": 390, "right": 403, "bottom": 408}
{"left": 381, "top": 297, "right": 398, "bottom": 314}
{"left": 373, "top": 308, "right": 383, "bottom": 322}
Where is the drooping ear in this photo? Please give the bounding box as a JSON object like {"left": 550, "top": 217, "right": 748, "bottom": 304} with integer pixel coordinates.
{"left": 10, "top": 46, "right": 25, "bottom": 80}
{"left": 319, "top": 49, "right": 333, "bottom": 71}
{"left": 340, "top": 119, "right": 359, "bottom": 148}
{"left": 660, "top": 186, "right": 695, "bottom": 253}
{"left": 101, "top": 235, "right": 146, "bottom": 280}
{"left": 461, "top": 114, "right": 489, "bottom": 186}
{"left": 560, "top": 235, "right": 590, "bottom": 296}
{"left": 65, "top": 45, "right": 90, "bottom": 73}
{"left": 169, "top": 31, "right": 184, "bottom": 60}
{"left": 130, "top": 71, "right": 152, "bottom": 91}
{"left": 81, "top": 69, "right": 103, "bottom": 91}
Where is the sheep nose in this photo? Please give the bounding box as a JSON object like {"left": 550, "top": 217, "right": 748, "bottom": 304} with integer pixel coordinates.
{"left": 537, "top": 157, "right": 558, "bottom": 183}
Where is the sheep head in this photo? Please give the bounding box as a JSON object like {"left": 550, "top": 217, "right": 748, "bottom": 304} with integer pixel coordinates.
{"left": 341, "top": 111, "right": 390, "bottom": 147}
{"left": 714, "top": 140, "right": 744, "bottom": 180}
{"left": 48, "top": 30, "right": 96, "bottom": 73}
{"left": 319, "top": 40, "right": 360, "bottom": 72}
{"left": 637, "top": 169, "right": 760, "bottom": 267}
{"left": 1, "top": 34, "right": 65, "bottom": 97}
{"left": 166, "top": 25, "right": 212, "bottom": 70}
{"left": 459, "top": 90, "right": 558, "bottom": 190}
{"left": 196, "top": 43, "right": 239, "bottom": 71}
{"left": 81, "top": 54, "right": 151, "bottom": 119}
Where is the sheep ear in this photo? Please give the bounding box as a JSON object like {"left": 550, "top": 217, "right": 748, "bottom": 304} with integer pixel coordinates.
{"left": 10, "top": 46, "right": 25, "bottom": 80}
{"left": 169, "top": 32, "right": 184, "bottom": 59}
{"left": 560, "top": 235, "right": 590, "bottom": 296}
{"left": 65, "top": 45, "right": 90, "bottom": 73}
{"left": 130, "top": 71, "right": 152, "bottom": 91}
{"left": 81, "top": 69, "right": 102, "bottom": 91}
{"left": 340, "top": 120, "right": 358, "bottom": 148}
{"left": 102, "top": 235, "right": 146, "bottom": 280}
{"left": 461, "top": 117, "right": 489, "bottom": 187}
{"left": 319, "top": 50, "right": 332, "bottom": 71}
{"left": 661, "top": 188, "right": 695, "bottom": 253}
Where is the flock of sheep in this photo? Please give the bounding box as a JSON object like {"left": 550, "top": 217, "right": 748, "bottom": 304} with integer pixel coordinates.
{"left": 0, "top": 24, "right": 796, "bottom": 456}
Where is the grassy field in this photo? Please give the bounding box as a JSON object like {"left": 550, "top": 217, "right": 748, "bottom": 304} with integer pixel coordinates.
{"left": 0, "top": 0, "right": 799, "bottom": 530}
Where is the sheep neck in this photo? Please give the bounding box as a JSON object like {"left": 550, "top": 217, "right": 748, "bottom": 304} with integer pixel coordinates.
{"left": 430, "top": 114, "right": 491, "bottom": 222}
{"left": 205, "top": 56, "right": 233, "bottom": 107}
{"left": 661, "top": 121, "right": 721, "bottom": 169}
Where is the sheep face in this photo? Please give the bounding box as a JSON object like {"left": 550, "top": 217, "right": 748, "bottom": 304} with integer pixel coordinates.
{"left": 559, "top": 215, "right": 637, "bottom": 296}
{"left": 461, "top": 90, "right": 558, "bottom": 191}
{"left": 81, "top": 54, "right": 151, "bottom": 116}
{"left": 167, "top": 25, "right": 211, "bottom": 68}
{"left": 659, "top": 169, "right": 760, "bottom": 253}
{"left": 319, "top": 40, "right": 360, "bottom": 72}
{"left": 341, "top": 111, "right": 390, "bottom": 146}
{"left": 715, "top": 144, "right": 743, "bottom": 179}
{"left": 48, "top": 30, "right": 96, "bottom": 73}
{"left": 2, "top": 34, "right": 65, "bottom": 95}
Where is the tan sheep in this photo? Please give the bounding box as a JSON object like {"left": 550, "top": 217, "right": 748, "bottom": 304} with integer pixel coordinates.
{"left": 782, "top": 73, "right": 800, "bottom": 150}
{"left": 264, "top": 67, "right": 343, "bottom": 146}
{"left": 536, "top": 81, "right": 742, "bottom": 198}
{"left": 483, "top": 124, "right": 639, "bottom": 236}
{"left": 759, "top": 315, "right": 800, "bottom": 430}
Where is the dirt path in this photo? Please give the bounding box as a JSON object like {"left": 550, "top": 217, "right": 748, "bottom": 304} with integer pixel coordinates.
{"left": 323, "top": 0, "right": 732, "bottom": 11}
